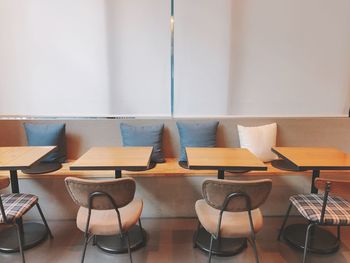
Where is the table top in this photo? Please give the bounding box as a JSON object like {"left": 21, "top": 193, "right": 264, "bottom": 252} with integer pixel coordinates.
{"left": 0, "top": 146, "right": 56, "bottom": 170}
{"left": 272, "top": 147, "right": 350, "bottom": 170}
{"left": 70, "top": 147, "right": 153, "bottom": 171}
{"left": 186, "top": 147, "right": 267, "bottom": 171}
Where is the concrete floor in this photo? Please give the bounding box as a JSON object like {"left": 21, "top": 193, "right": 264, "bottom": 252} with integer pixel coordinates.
{"left": 0, "top": 217, "right": 350, "bottom": 263}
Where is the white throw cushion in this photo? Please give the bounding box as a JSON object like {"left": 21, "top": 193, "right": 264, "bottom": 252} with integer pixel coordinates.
{"left": 237, "top": 123, "right": 277, "bottom": 162}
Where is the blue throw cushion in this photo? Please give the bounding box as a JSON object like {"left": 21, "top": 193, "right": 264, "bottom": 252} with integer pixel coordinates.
{"left": 120, "top": 123, "right": 165, "bottom": 163}
{"left": 24, "top": 123, "right": 67, "bottom": 163}
{"left": 176, "top": 121, "right": 219, "bottom": 162}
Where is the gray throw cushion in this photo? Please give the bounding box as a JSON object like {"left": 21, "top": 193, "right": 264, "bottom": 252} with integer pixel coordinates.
{"left": 24, "top": 123, "right": 67, "bottom": 163}
{"left": 176, "top": 121, "right": 219, "bottom": 162}
{"left": 120, "top": 123, "right": 165, "bottom": 163}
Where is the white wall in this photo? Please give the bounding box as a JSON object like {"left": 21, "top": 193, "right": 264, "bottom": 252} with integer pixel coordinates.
{"left": 0, "top": 0, "right": 350, "bottom": 117}
{"left": 0, "top": 0, "right": 170, "bottom": 116}
{"left": 174, "top": 0, "right": 232, "bottom": 116}
{"left": 174, "top": 0, "right": 350, "bottom": 116}
{"left": 0, "top": 0, "right": 110, "bottom": 116}
{"left": 105, "top": 0, "right": 171, "bottom": 116}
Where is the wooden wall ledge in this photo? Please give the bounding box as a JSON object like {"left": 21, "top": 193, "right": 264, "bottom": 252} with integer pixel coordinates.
{"left": 1, "top": 158, "right": 349, "bottom": 179}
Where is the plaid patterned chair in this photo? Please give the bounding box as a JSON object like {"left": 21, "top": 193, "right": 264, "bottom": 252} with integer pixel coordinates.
{"left": 278, "top": 178, "right": 350, "bottom": 263}
{"left": 0, "top": 176, "right": 53, "bottom": 263}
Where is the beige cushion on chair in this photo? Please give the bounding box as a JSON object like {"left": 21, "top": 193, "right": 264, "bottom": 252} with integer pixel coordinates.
{"left": 77, "top": 198, "right": 143, "bottom": 236}
{"left": 195, "top": 199, "right": 263, "bottom": 238}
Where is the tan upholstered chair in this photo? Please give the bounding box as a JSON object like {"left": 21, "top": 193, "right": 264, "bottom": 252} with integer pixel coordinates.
{"left": 194, "top": 179, "right": 272, "bottom": 263}
{"left": 0, "top": 176, "right": 53, "bottom": 263}
{"left": 65, "top": 177, "right": 143, "bottom": 263}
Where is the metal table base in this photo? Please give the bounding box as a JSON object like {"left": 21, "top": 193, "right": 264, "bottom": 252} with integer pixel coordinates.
{"left": 194, "top": 228, "right": 247, "bottom": 256}
{"left": 283, "top": 224, "right": 339, "bottom": 254}
{"left": 0, "top": 222, "right": 48, "bottom": 253}
{"left": 96, "top": 225, "right": 146, "bottom": 254}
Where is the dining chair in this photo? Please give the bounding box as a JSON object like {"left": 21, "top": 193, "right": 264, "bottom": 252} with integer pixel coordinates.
{"left": 278, "top": 178, "right": 350, "bottom": 263}
{"left": 194, "top": 178, "right": 272, "bottom": 263}
{"left": 0, "top": 176, "right": 53, "bottom": 263}
{"left": 65, "top": 177, "right": 144, "bottom": 263}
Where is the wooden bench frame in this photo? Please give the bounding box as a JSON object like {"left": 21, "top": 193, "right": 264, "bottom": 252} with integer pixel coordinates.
{"left": 7, "top": 158, "right": 317, "bottom": 179}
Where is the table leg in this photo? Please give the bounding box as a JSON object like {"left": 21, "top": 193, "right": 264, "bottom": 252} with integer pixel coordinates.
{"left": 193, "top": 227, "right": 247, "bottom": 256}
{"left": 0, "top": 170, "right": 49, "bottom": 253}
{"left": 311, "top": 170, "right": 320, "bottom": 194}
{"left": 218, "top": 170, "right": 225, "bottom": 180}
{"left": 115, "top": 170, "right": 122, "bottom": 178}
{"left": 10, "top": 170, "right": 19, "bottom": 193}
{"left": 283, "top": 169, "right": 339, "bottom": 254}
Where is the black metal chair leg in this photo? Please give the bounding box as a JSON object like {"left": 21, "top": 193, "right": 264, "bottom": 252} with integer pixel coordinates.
{"left": 208, "top": 235, "right": 214, "bottom": 263}
{"left": 193, "top": 220, "right": 201, "bottom": 248}
{"left": 337, "top": 225, "right": 341, "bottom": 241}
{"left": 125, "top": 232, "right": 133, "bottom": 263}
{"left": 36, "top": 203, "right": 53, "bottom": 238}
{"left": 302, "top": 223, "right": 314, "bottom": 263}
{"left": 278, "top": 203, "right": 292, "bottom": 240}
{"left": 250, "top": 238, "right": 259, "bottom": 263}
{"left": 15, "top": 222, "right": 25, "bottom": 263}
{"left": 81, "top": 234, "right": 89, "bottom": 263}
{"left": 138, "top": 218, "right": 145, "bottom": 244}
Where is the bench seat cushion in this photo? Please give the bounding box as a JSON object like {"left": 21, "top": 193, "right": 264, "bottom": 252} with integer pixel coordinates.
{"left": 177, "top": 121, "right": 219, "bottom": 162}
{"left": 120, "top": 123, "right": 165, "bottom": 163}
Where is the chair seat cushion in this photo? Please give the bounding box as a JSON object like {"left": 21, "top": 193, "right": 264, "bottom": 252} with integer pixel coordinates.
{"left": 0, "top": 194, "right": 38, "bottom": 223}
{"left": 77, "top": 198, "right": 143, "bottom": 235}
{"left": 290, "top": 194, "right": 350, "bottom": 225}
{"left": 195, "top": 199, "right": 263, "bottom": 238}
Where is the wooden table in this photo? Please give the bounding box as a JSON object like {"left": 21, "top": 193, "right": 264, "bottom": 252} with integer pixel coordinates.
{"left": 186, "top": 147, "right": 267, "bottom": 179}
{"left": 272, "top": 147, "right": 350, "bottom": 254}
{"left": 70, "top": 146, "right": 153, "bottom": 253}
{"left": 0, "top": 146, "right": 55, "bottom": 252}
{"left": 186, "top": 147, "right": 267, "bottom": 256}
{"left": 70, "top": 146, "right": 153, "bottom": 178}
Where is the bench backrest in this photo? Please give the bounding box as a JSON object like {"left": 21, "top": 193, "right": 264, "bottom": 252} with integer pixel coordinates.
{"left": 0, "top": 117, "right": 349, "bottom": 160}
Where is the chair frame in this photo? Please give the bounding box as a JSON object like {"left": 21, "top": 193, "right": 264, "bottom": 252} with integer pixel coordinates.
{"left": 278, "top": 181, "right": 345, "bottom": 263}
{"left": 80, "top": 190, "right": 145, "bottom": 263}
{"left": 0, "top": 193, "right": 53, "bottom": 263}
{"left": 194, "top": 192, "right": 259, "bottom": 263}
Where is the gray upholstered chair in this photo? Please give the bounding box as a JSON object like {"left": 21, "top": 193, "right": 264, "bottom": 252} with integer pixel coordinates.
{"left": 194, "top": 179, "right": 272, "bottom": 263}
{"left": 0, "top": 176, "right": 53, "bottom": 263}
{"left": 64, "top": 177, "right": 143, "bottom": 263}
{"left": 278, "top": 178, "right": 350, "bottom": 263}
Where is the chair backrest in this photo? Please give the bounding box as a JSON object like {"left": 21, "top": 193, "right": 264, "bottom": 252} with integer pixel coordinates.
{"left": 0, "top": 176, "right": 10, "bottom": 190}
{"left": 202, "top": 179, "right": 272, "bottom": 212}
{"left": 65, "top": 177, "right": 136, "bottom": 210}
{"left": 315, "top": 178, "right": 350, "bottom": 196}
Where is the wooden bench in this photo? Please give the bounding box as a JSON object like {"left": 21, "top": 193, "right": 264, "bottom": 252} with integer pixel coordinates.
{"left": 0, "top": 117, "right": 349, "bottom": 219}
{"left": 1, "top": 158, "right": 350, "bottom": 220}
{"left": 2, "top": 158, "right": 345, "bottom": 179}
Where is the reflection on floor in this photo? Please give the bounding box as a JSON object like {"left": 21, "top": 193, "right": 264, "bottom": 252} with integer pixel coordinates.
{"left": 0, "top": 217, "right": 349, "bottom": 263}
